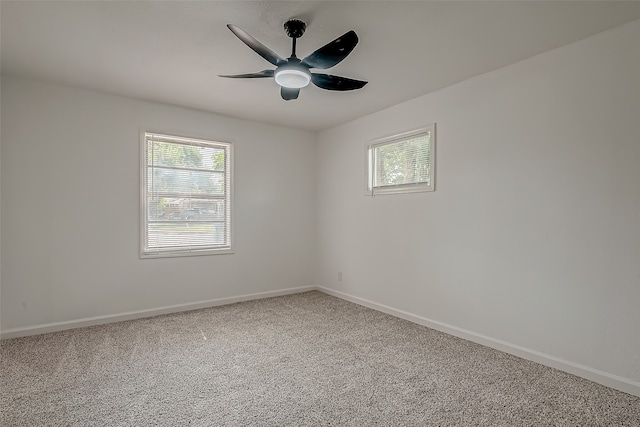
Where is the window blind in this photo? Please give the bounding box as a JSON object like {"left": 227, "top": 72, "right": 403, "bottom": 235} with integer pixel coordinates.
{"left": 142, "top": 132, "right": 232, "bottom": 256}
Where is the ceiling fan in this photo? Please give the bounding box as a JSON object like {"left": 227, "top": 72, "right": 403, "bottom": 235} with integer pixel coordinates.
{"left": 219, "top": 19, "right": 367, "bottom": 101}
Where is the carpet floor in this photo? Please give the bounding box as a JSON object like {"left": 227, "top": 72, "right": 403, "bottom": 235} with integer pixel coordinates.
{"left": 1, "top": 291, "right": 638, "bottom": 426}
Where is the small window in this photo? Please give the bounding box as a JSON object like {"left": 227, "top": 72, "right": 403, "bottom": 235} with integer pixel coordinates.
{"left": 365, "top": 125, "right": 435, "bottom": 196}
{"left": 141, "top": 132, "right": 233, "bottom": 258}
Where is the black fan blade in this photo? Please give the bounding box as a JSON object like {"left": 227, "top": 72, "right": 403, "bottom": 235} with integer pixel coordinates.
{"left": 311, "top": 73, "right": 368, "bottom": 91}
{"left": 227, "top": 24, "right": 285, "bottom": 66}
{"left": 301, "top": 30, "right": 359, "bottom": 69}
{"left": 281, "top": 87, "right": 300, "bottom": 101}
{"left": 219, "top": 70, "right": 274, "bottom": 79}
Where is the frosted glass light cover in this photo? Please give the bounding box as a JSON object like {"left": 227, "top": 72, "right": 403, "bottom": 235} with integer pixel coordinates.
{"left": 275, "top": 69, "right": 311, "bottom": 88}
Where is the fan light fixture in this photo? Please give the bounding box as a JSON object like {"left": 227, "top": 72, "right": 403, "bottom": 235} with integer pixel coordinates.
{"left": 275, "top": 68, "right": 311, "bottom": 88}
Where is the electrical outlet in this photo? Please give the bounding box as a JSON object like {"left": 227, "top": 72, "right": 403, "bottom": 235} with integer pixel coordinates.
{"left": 338, "top": 271, "right": 343, "bottom": 281}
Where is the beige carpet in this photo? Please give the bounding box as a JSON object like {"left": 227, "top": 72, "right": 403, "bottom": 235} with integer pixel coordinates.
{"left": 1, "top": 291, "right": 638, "bottom": 426}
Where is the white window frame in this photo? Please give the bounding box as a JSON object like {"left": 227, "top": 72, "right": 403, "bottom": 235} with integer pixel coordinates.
{"left": 365, "top": 124, "right": 436, "bottom": 196}
{"left": 140, "top": 131, "right": 234, "bottom": 258}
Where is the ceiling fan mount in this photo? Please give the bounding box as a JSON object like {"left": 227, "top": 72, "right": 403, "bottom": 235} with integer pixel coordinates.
{"left": 219, "top": 19, "right": 368, "bottom": 101}
{"left": 283, "top": 19, "right": 306, "bottom": 40}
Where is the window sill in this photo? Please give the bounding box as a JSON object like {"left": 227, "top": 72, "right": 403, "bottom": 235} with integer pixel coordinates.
{"left": 365, "top": 183, "right": 434, "bottom": 196}
{"left": 140, "top": 248, "right": 234, "bottom": 259}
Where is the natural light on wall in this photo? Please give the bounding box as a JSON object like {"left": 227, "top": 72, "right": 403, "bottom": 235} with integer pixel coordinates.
{"left": 141, "top": 132, "right": 233, "bottom": 258}
{"left": 365, "top": 124, "right": 435, "bottom": 196}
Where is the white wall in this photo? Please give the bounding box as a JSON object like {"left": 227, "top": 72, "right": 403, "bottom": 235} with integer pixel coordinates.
{"left": 2, "top": 18, "right": 639, "bottom": 397}
{"left": 316, "top": 19, "right": 640, "bottom": 392}
{"left": 1, "top": 76, "right": 316, "bottom": 331}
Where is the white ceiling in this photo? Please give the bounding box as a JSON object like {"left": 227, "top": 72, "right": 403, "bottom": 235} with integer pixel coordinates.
{"left": 2, "top": 1, "right": 640, "bottom": 132}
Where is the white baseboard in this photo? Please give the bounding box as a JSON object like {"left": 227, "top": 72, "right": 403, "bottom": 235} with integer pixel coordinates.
{"left": 4, "top": 284, "right": 638, "bottom": 398}
{"left": 0, "top": 285, "right": 316, "bottom": 340}
{"left": 315, "top": 286, "right": 640, "bottom": 398}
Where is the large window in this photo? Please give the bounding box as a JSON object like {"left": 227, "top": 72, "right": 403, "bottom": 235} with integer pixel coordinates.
{"left": 365, "top": 125, "right": 435, "bottom": 195}
{"left": 141, "top": 132, "right": 232, "bottom": 257}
